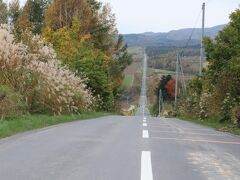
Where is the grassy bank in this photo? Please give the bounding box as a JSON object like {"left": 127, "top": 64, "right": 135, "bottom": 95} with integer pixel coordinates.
{"left": 178, "top": 115, "right": 240, "bottom": 136}
{"left": 0, "top": 112, "right": 116, "bottom": 139}
{"left": 122, "top": 75, "right": 134, "bottom": 88}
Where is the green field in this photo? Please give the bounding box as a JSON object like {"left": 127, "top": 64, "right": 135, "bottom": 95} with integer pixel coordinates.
{"left": 122, "top": 75, "right": 134, "bottom": 88}
{"left": 154, "top": 69, "right": 176, "bottom": 74}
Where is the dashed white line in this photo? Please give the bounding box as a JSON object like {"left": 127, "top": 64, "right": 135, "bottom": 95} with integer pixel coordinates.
{"left": 143, "top": 130, "right": 149, "bottom": 138}
{"left": 143, "top": 117, "right": 146, "bottom": 123}
{"left": 141, "top": 151, "right": 153, "bottom": 180}
{"left": 143, "top": 123, "right": 147, "bottom": 127}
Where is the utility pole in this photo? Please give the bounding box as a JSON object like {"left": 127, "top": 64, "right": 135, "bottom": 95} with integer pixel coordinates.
{"left": 158, "top": 89, "right": 162, "bottom": 116}
{"left": 161, "top": 90, "right": 164, "bottom": 114}
{"left": 175, "top": 54, "right": 179, "bottom": 107}
{"left": 179, "top": 55, "right": 186, "bottom": 92}
{"left": 200, "top": 2, "right": 205, "bottom": 76}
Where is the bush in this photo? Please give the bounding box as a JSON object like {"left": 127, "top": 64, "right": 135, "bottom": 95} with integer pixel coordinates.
{"left": 231, "top": 106, "right": 240, "bottom": 128}
{"left": 0, "top": 85, "right": 26, "bottom": 118}
{"left": 0, "top": 27, "right": 95, "bottom": 115}
{"left": 221, "top": 93, "right": 235, "bottom": 122}
{"left": 199, "top": 92, "right": 211, "bottom": 119}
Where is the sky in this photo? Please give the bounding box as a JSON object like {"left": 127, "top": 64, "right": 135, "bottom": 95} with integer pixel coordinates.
{"left": 17, "top": 0, "right": 240, "bottom": 34}
{"left": 99, "top": 0, "right": 239, "bottom": 34}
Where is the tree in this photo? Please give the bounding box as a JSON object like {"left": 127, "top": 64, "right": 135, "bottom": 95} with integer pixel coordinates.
{"left": 0, "top": 0, "right": 8, "bottom": 24}
{"left": 152, "top": 75, "right": 175, "bottom": 116}
{"left": 72, "top": 44, "right": 115, "bottom": 110}
{"left": 178, "top": 7, "right": 240, "bottom": 123}
{"left": 110, "top": 35, "right": 132, "bottom": 98}
{"left": 43, "top": 0, "right": 132, "bottom": 110}
{"left": 44, "top": 0, "right": 93, "bottom": 33}
{"left": 15, "top": 0, "right": 49, "bottom": 36}
{"left": 9, "top": 0, "right": 21, "bottom": 25}
{"left": 203, "top": 7, "right": 240, "bottom": 110}
{"left": 156, "top": 75, "right": 173, "bottom": 102}
{"left": 204, "top": 8, "right": 240, "bottom": 85}
{"left": 165, "top": 79, "right": 175, "bottom": 98}
{"left": 43, "top": 17, "right": 114, "bottom": 110}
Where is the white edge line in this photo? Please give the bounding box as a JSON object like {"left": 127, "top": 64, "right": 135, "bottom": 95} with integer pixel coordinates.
{"left": 141, "top": 151, "right": 153, "bottom": 180}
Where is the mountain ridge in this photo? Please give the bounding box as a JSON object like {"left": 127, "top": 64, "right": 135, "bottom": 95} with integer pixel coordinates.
{"left": 123, "top": 24, "right": 226, "bottom": 47}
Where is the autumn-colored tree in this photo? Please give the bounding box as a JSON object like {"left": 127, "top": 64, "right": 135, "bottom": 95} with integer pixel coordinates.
{"left": 44, "top": 0, "right": 93, "bottom": 33}
{"left": 156, "top": 75, "right": 173, "bottom": 101}
{"left": 14, "top": 0, "right": 49, "bottom": 37}
{"left": 43, "top": 0, "right": 132, "bottom": 110}
{"left": 165, "top": 79, "right": 175, "bottom": 98}
{"left": 43, "top": 17, "right": 115, "bottom": 110}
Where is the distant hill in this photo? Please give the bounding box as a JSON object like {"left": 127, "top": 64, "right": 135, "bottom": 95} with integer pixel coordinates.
{"left": 123, "top": 24, "right": 226, "bottom": 47}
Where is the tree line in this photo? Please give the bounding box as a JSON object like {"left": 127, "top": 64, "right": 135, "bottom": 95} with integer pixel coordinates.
{"left": 0, "top": 0, "right": 132, "bottom": 117}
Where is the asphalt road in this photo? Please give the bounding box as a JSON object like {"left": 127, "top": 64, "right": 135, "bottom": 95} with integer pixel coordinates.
{"left": 0, "top": 116, "right": 240, "bottom": 180}
{"left": 0, "top": 52, "right": 239, "bottom": 180}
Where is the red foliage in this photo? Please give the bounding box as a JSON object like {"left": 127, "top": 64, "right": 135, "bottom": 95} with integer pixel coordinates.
{"left": 165, "top": 79, "right": 175, "bottom": 98}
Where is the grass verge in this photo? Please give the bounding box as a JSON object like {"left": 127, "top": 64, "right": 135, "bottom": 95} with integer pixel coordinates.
{"left": 122, "top": 75, "right": 134, "bottom": 88}
{"left": 178, "top": 115, "right": 240, "bottom": 136}
{"left": 0, "top": 112, "right": 116, "bottom": 139}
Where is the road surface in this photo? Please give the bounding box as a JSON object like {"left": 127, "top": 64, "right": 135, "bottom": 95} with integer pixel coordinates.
{"left": 0, "top": 116, "right": 240, "bottom": 180}
{"left": 0, "top": 52, "right": 239, "bottom": 180}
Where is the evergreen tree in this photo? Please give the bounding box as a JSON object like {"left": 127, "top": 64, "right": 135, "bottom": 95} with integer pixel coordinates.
{"left": 0, "top": 0, "right": 8, "bottom": 24}
{"left": 9, "top": 0, "right": 21, "bottom": 25}
{"left": 15, "top": 0, "right": 49, "bottom": 35}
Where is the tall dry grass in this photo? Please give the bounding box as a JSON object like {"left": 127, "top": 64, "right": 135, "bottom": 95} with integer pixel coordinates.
{"left": 0, "top": 25, "right": 94, "bottom": 115}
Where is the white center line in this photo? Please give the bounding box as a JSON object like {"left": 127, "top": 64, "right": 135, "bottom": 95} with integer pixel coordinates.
{"left": 141, "top": 151, "right": 153, "bottom": 180}
{"left": 143, "top": 123, "right": 147, "bottom": 127}
{"left": 142, "top": 130, "right": 149, "bottom": 138}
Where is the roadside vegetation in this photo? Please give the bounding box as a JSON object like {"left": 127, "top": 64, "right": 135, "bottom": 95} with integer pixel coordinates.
{"left": 122, "top": 75, "right": 134, "bottom": 88}
{"left": 178, "top": 115, "right": 240, "bottom": 136}
{"left": 0, "top": 112, "right": 115, "bottom": 139}
{"left": 0, "top": 0, "right": 131, "bottom": 137}
{"left": 176, "top": 8, "right": 240, "bottom": 130}
{"left": 147, "top": 7, "right": 240, "bottom": 134}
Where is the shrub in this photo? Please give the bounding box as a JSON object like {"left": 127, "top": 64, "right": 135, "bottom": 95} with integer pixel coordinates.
{"left": 199, "top": 92, "right": 211, "bottom": 119}
{"left": 0, "top": 26, "right": 94, "bottom": 115}
{"left": 221, "top": 93, "right": 235, "bottom": 122}
{"left": 0, "top": 85, "right": 26, "bottom": 118}
{"left": 231, "top": 106, "right": 240, "bottom": 128}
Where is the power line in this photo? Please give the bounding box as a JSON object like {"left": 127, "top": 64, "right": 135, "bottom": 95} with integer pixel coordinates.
{"left": 179, "top": 9, "right": 202, "bottom": 55}
{"left": 175, "top": 5, "right": 204, "bottom": 105}
{"left": 206, "top": 0, "right": 213, "bottom": 4}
